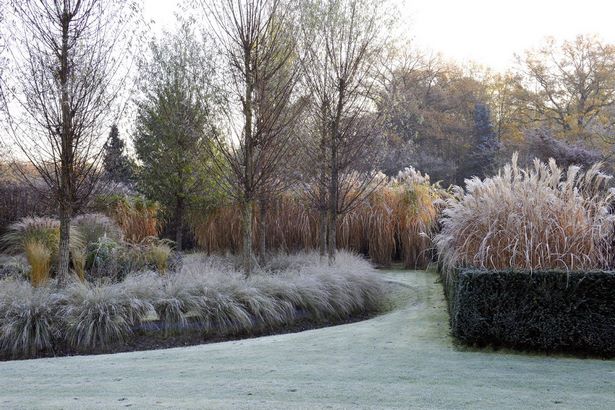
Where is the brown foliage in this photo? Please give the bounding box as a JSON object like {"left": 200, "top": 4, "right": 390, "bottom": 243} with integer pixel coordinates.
{"left": 193, "top": 169, "right": 445, "bottom": 268}
{"left": 96, "top": 196, "right": 161, "bottom": 244}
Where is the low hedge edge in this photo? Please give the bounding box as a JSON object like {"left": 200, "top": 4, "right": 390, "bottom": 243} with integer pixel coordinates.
{"left": 443, "top": 269, "right": 615, "bottom": 357}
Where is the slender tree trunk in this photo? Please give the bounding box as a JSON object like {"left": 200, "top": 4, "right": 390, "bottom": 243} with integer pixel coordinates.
{"left": 327, "top": 84, "right": 345, "bottom": 265}
{"left": 242, "top": 44, "right": 256, "bottom": 276}
{"left": 242, "top": 199, "right": 254, "bottom": 276}
{"left": 327, "top": 141, "right": 338, "bottom": 265}
{"left": 57, "top": 11, "right": 72, "bottom": 284}
{"left": 258, "top": 197, "right": 267, "bottom": 266}
{"left": 175, "top": 197, "right": 184, "bottom": 252}
{"left": 57, "top": 205, "right": 72, "bottom": 286}
{"left": 327, "top": 196, "right": 337, "bottom": 265}
{"left": 319, "top": 101, "right": 329, "bottom": 260}
{"left": 319, "top": 207, "right": 327, "bottom": 258}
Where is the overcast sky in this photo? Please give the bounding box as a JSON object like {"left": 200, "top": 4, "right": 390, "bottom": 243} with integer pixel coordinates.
{"left": 143, "top": 0, "right": 615, "bottom": 71}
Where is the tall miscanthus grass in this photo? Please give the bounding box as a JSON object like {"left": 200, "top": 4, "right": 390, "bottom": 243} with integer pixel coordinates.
{"left": 192, "top": 192, "right": 319, "bottom": 254}
{"left": 113, "top": 198, "right": 161, "bottom": 243}
{"left": 435, "top": 154, "right": 615, "bottom": 274}
{"left": 193, "top": 170, "right": 445, "bottom": 268}
{"left": 0, "top": 251, "right": 387, "bottom": 358}
{"left": 393, "top": 169, "right": 442, "bottom": 269}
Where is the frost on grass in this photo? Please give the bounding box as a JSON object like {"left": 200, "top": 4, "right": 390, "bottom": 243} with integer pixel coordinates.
{"left": 0, "top": 250, "right": 387, "bottom": 358}
{"left": 435, "top": 154, "right": 615, "bottom": 274}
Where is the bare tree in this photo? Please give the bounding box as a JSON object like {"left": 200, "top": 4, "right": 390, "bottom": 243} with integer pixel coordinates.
{"left": 0, "top": 42, "right": 6, "bottom": 172}
{"left": 516, "top": 35, "right": 615, "bottom": 143}
{"left": 4, "top": 0, "right": 141, "bottom": 285}
{"left": 201, "top": 0, "right": 301, "bottom": 275}
{"left": 0, "top": 0, "right": 7, "bottom": 120}
{"left": 297, "top": 0, "right": 392, "bottom": 263}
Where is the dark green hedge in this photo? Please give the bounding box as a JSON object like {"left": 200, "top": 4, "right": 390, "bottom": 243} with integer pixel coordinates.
{"left": 445, "top": 269, "right": 615, "bottom": 357}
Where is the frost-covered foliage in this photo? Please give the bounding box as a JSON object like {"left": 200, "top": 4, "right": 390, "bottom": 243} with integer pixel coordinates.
{"left": 435, "top": 154, "right": 615, "bottom": 273}
{"left": 1, "top": 217, "right": 84, "bottom": 284}
{"left": 525, "top": 128, "right": 602, "bottom": 169}
{"left": 1, "top": 217, "right": 83, "bottom": 255}
{"left": 73, "top": 213, "right": 123, "bottom": 247}
{"left": 61, "top": 281, "right": 152, "bottom": 349}
{"left": 0, "top": 251, "right": 387, "bottom": 358}
{"left": 0, "top": 214, "right": 175, "bottom": 284}
{"left": 0, "top": 281, "right": 60, "bottom": 356}
{"left": 86, "top": 237, "right": 177, "bottom": 281}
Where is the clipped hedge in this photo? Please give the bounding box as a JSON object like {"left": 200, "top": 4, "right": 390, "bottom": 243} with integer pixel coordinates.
{"left": 445, "top": 269, "right": 615, "bottom": 357}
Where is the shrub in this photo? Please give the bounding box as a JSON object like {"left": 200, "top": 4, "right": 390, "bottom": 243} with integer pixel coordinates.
{"left": 86, "top": 236, "right": 123, "bottom": 280}
{"left": 435, "top": 154, "right": 615, "bottom": 274}
{"left": 446, "top": 269, "right": 615, "bottom": 357}
{"left": 73, "top": 213, "right": 123, "bottom": 247}
{"left": 84, "top": 237, "right": 176, "bottom": 281}
{"left": 525, "top": 128, "right": 602, "bottom": 169}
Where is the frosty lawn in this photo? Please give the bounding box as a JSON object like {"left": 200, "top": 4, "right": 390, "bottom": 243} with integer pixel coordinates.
{"left": 0, "top": 270, "right": 613, "bottom": 409}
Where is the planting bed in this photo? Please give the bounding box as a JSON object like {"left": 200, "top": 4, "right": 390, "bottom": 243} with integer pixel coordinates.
{"left": 0, "top": 251, "right": 390, "bottom": 361}
{"left": 5, "top": 302, "right": 381, "bottom": 361}
{"left": 444, "top": 269, "right": 615, "bottom": 357}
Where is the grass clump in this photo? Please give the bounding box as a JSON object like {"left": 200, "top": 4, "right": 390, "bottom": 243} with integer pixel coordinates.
{"left": 0, "top": 281, "right": 60, "bottom": 356}
{"left": 97, "top": 195, "right": 161, "bottom": 243}
{"left": 73, "top": 213, "right": 123, "bottom": 247}
{"left": 435, "top": 154, "right": 615, "bottom": 274}
{"left": 145, "top": 239, "right": 173, "bottom": 273}
{"left": 61, "top": 282, "right": 152, "bottom": 350}
{"left": 1, "top": 217, "right": 61, "bottom": 255}
{"left": 1, "top": 217, "right": 85, "bottom": 284}
{"left": 24, "top": 240, "right": 52, "bottom": 286}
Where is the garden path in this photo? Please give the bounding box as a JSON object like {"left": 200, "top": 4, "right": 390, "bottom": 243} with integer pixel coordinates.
{"left": 0, "top": 270, "right": 613, "bottom": 409}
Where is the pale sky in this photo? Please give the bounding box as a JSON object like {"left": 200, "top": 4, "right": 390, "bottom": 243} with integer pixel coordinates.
{"left": 143, "top": 0, "right": 615, "bottom": 71}
{"left": 406, "top": 0, "right": 615, "bottom": 70}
